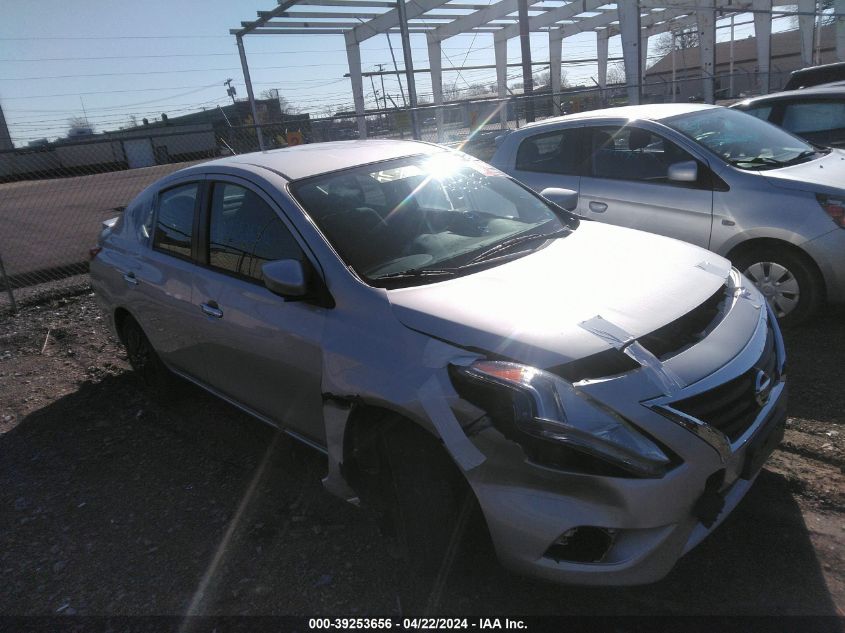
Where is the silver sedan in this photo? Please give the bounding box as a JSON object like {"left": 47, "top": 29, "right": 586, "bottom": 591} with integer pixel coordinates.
{"left": 91, "top": 140, "right": 786, "bottom": 585}
{"left": 490, "top": 104, "right": 845, "bottom": 324}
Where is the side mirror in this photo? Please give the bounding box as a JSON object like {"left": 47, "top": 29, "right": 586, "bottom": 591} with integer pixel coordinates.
{"left": 262, "top": 259, "right": 308, "bottom": 298}
{"left": 540, "top": 187, "right": 579, "bottom": 211}
{"left": 667, "top": 160, "right": 698, "bottom": 183}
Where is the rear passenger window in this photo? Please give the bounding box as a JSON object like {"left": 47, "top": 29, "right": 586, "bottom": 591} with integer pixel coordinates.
{"left": 740, "top": 105, "right": 773, "bottom": 121}
{"left": 153, "top": 183, "right": 198, "bottom": 259}
{"left": 516, "top": 130, "right": 581, "bottom": 175}
{"left": 207, "top": 182, "right": 302, "bottom": 282}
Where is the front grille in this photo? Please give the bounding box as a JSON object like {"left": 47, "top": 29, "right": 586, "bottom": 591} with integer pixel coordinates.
{"left": 548, "top": 282, "right": 727, "bottom": 383}
{"left": 670, "top": 325, "right": 778, "bottom": 442}
{"left": 639, "top": 284, "right": 727, "bottom": 360}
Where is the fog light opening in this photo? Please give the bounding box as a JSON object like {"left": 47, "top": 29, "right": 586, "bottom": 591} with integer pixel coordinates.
{"left": 544, "top": 526, "right": 616, "bottom": 564}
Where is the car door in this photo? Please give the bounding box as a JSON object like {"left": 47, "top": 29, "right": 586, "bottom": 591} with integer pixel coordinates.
{"left": 577, "top": 124, "right": 715, "bottom": 248}
{"left": 506, "top": 127, "right": 585, "bottom": 200}
{"left": 127, "top": 179, "right": 211, "bottom": 383}
{"left": 191, "top": 176, "right": 326, "bottom": 444}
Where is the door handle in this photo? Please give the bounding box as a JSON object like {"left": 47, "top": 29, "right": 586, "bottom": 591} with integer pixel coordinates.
{"left": 589, "top": 201, "right": 608, "bottom": 213}
{"left": 201, "top": 302, "right": 223, "bottom": 319}
{"left": 122, "top": 272, "right": 139, "bottom": 286}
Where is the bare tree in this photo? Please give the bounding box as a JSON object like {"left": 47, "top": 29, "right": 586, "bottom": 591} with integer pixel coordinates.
{"left": 67, "top": 116, "right": 93, "bottom": 136}
{"left": 606, "top": 63, "right": 626, "bottom": 85}
{"left": 652, "top": 27, "right": 700, "bottom": 65}
{"left": 260, "top": 89, "right": 298, "bottom": 114}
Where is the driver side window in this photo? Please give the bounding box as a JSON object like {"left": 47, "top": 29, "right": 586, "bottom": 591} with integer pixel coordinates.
{"left": 589, "top": 126, "right": 698, "bottom": 186}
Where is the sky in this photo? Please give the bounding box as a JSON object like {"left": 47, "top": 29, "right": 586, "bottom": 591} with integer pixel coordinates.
{"left": 0, "top": 1, "right": 793, "bottom": 147}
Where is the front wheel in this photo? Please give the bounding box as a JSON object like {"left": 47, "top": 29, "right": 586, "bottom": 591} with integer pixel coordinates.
{"left": 734, "top": 247, "right": 822, "bottom": 326}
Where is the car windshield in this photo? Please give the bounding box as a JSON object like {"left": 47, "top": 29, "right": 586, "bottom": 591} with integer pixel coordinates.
{"left": 290, "top": 153, "right": 576, "bottom": 287}
{"left": 664, "top": 107, "right": 823, "bottom": 170}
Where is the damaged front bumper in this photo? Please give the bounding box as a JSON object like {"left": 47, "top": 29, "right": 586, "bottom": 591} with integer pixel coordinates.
{"left": 453, "top": 276, "right": 787, "bottom": 585}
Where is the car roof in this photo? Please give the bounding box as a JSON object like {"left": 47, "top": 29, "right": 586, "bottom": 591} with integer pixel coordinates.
{"left": 520, "top": 103, "right": 719, "bottom": 129}
{"left": 193, "top": 139, "right": 445, "bottom": 181}
{"left": 734, "top": 85, "right": 845, "bottom": 107}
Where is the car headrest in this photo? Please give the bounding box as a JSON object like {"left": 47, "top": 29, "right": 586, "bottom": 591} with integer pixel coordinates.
{"left": 628, "top": 128, "right": 652, "bottom": 151}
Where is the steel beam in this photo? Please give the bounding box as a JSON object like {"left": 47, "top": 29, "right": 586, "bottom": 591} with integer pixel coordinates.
{"left": 429, "top": 0, "right": 536, "bottom": 42}
{"left": 495, "top": 37, "right": 508, "bottom": 128}
{"left": 494, "top": 0, "right": 608, "bottom": 42}
{"left": 596, "top": 28, "right": 608, "bottom": 89}
{"left": 427, "top": 35, "right": 445, "bottom": 141}
{"left": 617, "top": 1, "right": 642, "bottom": 105}
{"left": 236, "top": 35, "right": 266, "bottom": 151}
{"left": 753, "top": 0, "right": 772, "bottom": 94}
{"left": 348, "top": 0, "right": 452, "bottom": 44}
{"left": 397, "top": 0, "right": 421, "bottom": 139}
{"left": 549, "top": 28, "right": 563, "bottom": 114}
{"left": 696, "top": 7, "right": 716, "bottom": 102}
{"left": 344, "top": 35, "right": 368, "bottom": 138}
{"left": 797, "top": 0, "right": 816, "bottom": 67}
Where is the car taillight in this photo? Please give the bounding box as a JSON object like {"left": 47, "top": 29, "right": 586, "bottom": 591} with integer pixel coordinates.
{"left": 89, "top": 246, "right": 102, "bottom": 260}
{"left": 817, "top": 194, "right": 845, "bottom": 228}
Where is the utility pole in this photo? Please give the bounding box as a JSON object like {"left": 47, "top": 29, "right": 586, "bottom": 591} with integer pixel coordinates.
{"left": 369, "top": 74, "right": 380, "bottom": 109}
{"left": 518, "top": 0, "right": 535, "bottom": 123}
{"left": 375, "top": 64, "right": 389, "bottom": 109}
{"left": 224, "top": 78, "right": 237, "bottom": 104}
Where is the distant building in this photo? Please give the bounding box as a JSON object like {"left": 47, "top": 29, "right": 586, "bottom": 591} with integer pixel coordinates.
{"left": 644, "top": 25, "right": 839, "bottom": 102}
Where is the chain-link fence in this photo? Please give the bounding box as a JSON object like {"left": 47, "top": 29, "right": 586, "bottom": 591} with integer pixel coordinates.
{"left": 0, "top": 71, "right": 781, "bottom": 314}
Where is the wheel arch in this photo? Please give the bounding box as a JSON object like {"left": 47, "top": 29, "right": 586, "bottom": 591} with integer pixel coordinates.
{"left": 725, "top": 237, "right": 826, "bottom": 301}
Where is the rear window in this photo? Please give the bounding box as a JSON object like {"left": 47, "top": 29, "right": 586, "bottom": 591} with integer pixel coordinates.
{"left": 516, "top": 129, "right": 581, "bottom": 175}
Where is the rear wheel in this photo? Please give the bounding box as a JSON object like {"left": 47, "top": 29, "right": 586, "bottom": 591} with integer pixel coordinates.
{"left": 733, "top": 247, "right": 822, "bottom": 326}
{"left": 121, "top": 317, "right": 181, "bottom": 397}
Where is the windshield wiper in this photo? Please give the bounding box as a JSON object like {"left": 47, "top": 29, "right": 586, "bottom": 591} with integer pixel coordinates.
{"left": 728, "top": 156, "right": 786, "bottom": 168}
{"left": 372, "top": 268, "right": 458, "bottom": 281}
{"left": 464, "top": 227, "right": 571, "bottom": 266}
{"left": 784, "top": 149, "right": 819, "bottom": 165}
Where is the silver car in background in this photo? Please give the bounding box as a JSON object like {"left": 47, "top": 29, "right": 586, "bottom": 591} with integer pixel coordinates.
{"left": 490, "top": 104, "right": 845, "bottom": 324}
{"left": 91, "top": 140, "right": 786, "bottom": 586}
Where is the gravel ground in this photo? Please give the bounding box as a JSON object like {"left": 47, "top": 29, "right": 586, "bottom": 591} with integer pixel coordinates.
{"left": 0, "top": 289, "right": 843, "bottom": 617}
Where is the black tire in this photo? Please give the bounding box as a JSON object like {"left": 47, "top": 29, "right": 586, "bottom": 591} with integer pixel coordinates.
{"left": 378, "top": 421, "right": 479, "bottom": 581}
{"left": 121, "top": 317, "right": 181, "bottom": 397}
{"left": 733, "top": 246, "right": 823, "bottom": 327}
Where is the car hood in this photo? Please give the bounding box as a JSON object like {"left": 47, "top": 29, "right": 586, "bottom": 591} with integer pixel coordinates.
{"left": 762, "top": 149, "right": 845, "bottom": 195}
{"left": 388, "top": 222, "right": 731, "bottom": 369}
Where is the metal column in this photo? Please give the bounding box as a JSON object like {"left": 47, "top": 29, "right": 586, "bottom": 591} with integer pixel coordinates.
{"left": 427, "top": 35, "right": 444, "bottom": 142}
{"left": 236, "top": 35, "right": 266, "bottom": 151}
{"left": 397, "top": 0, "right": 420, "bottom": 140}
{"left": 836, "top": 0, "right": 845, "bottom": 62}
{"left": 596, "top": 28, "right": 608, "bottom": 89}
{"left": 798, "top": 0, "right": 817, "bottom": 67}
{"left": 549, "top": 28, "right": 563, "bottom": 115}
{"left": 617, "top": 1, "right": 642, "bottom": 105}
{"left": 517, "top": 0, "right": 535, "bottom": 123}
{"left": 753, "top": 0, "right": 772, "bottom": 94}
{"left": 495, "top": 36, "right": 509, "bottom": 129}
{"left": 345, "top": 34, "right": 368, "bottom": 139}
{"left": 696, "top": 7, "right": 716, "bottom": 103}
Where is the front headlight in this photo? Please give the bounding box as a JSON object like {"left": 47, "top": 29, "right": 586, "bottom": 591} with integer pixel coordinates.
{"left": 449, "top": 360, "right": 671, "bottom": 478}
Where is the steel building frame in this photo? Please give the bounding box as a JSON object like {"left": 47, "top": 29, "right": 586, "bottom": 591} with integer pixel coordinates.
{"left": 232, "top": 0, "right": 845, "bottom": 145}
